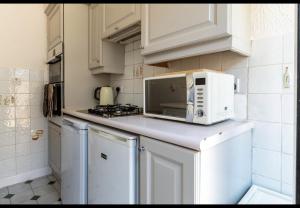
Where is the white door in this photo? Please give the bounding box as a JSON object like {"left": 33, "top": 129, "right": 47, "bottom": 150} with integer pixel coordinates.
{"left": 88, "top": 126, "right": 137, "bottom": 204}
{"left": 141, "top": 4, "right": 229, "bottom": 55}
{"left": 102, "top": 4, "right": 141, "bottom": 38}
{"left": 88, "top": 4, "right": 102, "bottom": 69}
{"left": 139, "top": 136, "right": 199, "bottom": 204}
{"left": 61, "top": 121, "right": 88, "bottom": 204}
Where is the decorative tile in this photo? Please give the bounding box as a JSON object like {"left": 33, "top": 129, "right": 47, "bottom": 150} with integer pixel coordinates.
{"left": 3, "top": 193, "right": 14, "bottom": 199}
{"left": 24, "top": 180, "right": 33, "bottom": 184}
{"left": 10, "top": 190, "right": 34, "bottom": 204}
{"left": 48, "top": 181, "right": 56, "bottom": 185}
{"left": 30, "top": 195, "right": 40, "bottom": 200}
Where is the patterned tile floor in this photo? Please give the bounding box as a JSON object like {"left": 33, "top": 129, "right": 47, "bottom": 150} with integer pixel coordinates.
{"left": 0, "top": 175, "right": 61, "bottom": 204}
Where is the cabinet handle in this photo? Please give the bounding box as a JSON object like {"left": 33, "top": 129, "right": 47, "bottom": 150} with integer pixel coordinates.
{"left": 138, "top": 146, "right": 145, "bottom": 152}
{"left": 140, "top": 46, "right": 144, "bottom": 49}
{"left": 53, "top": 49, "right": 56, "bottom": 57}
{"left": 114, "top": 27, "right": 119, "bottom": 30}
{"left": 96, "top": 59, "right": 100, "bottom": 63}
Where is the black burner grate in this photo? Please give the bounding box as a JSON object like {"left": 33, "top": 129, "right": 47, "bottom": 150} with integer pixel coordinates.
{"left": 88, "top": 104, "right": 143, "bottom": 118}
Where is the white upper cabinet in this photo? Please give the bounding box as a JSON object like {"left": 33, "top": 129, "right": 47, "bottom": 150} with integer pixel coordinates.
{"left": 89, "top": 4, "right": 102, "bottom": 69}
{"left": 45, "top": 4, "right": 64, "bottom": 51}
{"left": 139, "top": 136, "right": 199, "bottom": 204}
{"left": 141, "top": 4, "right": 251, "bottom": 64}
{"left": 88, "top": 4, "right": 125, "bottom": 74}
{"left": 102, "top": 4, "right": 141, "bottom": 38}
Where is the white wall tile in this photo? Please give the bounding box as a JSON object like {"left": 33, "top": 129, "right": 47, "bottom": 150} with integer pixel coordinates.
{"left": 142, "top": 65, "right": 154, "bottom": 78}
{"left": 116, "top": 93, "right": 133, "bottom": 105}
{"left": 282, "top": 124, "right": 294, "bottom": 155}
{"left": 282, "top": 154, "right": 294, "bottom": 184}
{"left": 0, "top": 81, "right": 14, "bottom": 94}
{"left": 252, "top": 174, "right": 281, "bottom": 192}
{"left": 0, "top": 107, "right": 15, "bottom": 120}
{"left": 180, "top": 56, "right": 199, "bottom": 70}
{"left": 31, "top": 118, "right": 45, "bottom": 131}
{"left": 0, "top": 132, "right": 15, "bottom": 147}
{"left": 29, "top": 70, "right": 44, "bottom": 82}
{"left": 133, "top": 40, "right": 141, "bottom": 50}
{"left": 30, "top": 105, "right": 43, "bottom": 118}
{"left": 253, "top": 121, "right": 281, "bottom": 151}
{"left": 125, "top": 42, "right": 133, "bottom": 52}
{"left": 16, "top": 106, "right": 30, "bottom": 119}
{"left": 221, "top": 51, "right": 248, "bottom": 70}
{"left": 0, "top": 145, "right": 15, "bottom": 161}
{"left": 15, "top": 81, "right": 29, "bottom": 94}
{"left": 248, "top": 94, "right": 281, "bottom": 122}
{"left": 31, "top": 139, "right": 45, "bottom": 153}
{"left": 248, "top": 65, "right": 282, "bottom": 93}
{"left": 0, "top": 68, "right": 14, "bottom": 81}
{"left": 253, "top": 148, "right": 281, "bottom": 180}
{"left": 133, "top": 49, "right": 143, "bottom": 64}
{"left": 16, "top": 130, "right": 31, "bottom": 144}
{"left": 283, "top": 33, "right": 295, "bottom": 64}
{"left": 133, "top": 93, "right": 143, "bottom": 108}
{"left": 133, "top": 79, "right": 143, "bottom": 94}
{"left": 0, "top": 120, "right": 15, "bottom": 133}
{"left": 199, "top": 52, "right": 222, "bottom": 71}
{"left": 16, "top": 142, "right": 30, "bottom": 156}
{"left": 282, "top": 94, "right": 294, "bottom": 124}
{"left": 0, "top": 158, "right": 16, "bottom": 178}
{"left": 30, "top": 152, "right": 46, "bottom": 170}
{"left": 15, "top": 68, "right": 29, "bottom": 81}
{"left": 282, "top": 183, "right": 294, "bottom": 196}
{"left": 15, "top": 94, "right": 30, "bottom": 106}
{"left": 125, "top": 51, "right": 134, "bottom": 66}
{"left": 30, "top": 82, "right": 43, "bottom": 95}
{"left": 224, "top": 67, "right": 248, "bottom": 94}
{"left": 234, "top": 94, "right": 247, "bottom": 120}
{"left": 16, "top": 119, "right": 30, "bottom": 132}
{"left": 249, "top": 36, "right": 283, "bottom": 67}
{"left": 16, "top": 155, "right": 31, "bottom": 174}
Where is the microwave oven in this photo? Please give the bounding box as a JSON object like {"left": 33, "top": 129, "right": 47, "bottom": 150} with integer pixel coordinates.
{"left": 143, "top": 70, "right": 234, "bottom": 125}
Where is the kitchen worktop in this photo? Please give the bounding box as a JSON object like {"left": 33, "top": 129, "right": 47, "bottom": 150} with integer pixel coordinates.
{"left": 62, "top": 108, "right": 254, "bottom": 151}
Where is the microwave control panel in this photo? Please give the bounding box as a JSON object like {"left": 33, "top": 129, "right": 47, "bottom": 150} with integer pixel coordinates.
{"left": 194, "top": 77, "right": 206, "bottom": 120}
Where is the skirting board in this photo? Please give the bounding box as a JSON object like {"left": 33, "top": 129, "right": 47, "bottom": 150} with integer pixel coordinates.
{"left": 0, "top": 167, "right": 52, "bottom": 189}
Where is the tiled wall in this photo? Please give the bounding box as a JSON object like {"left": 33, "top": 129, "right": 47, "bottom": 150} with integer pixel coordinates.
{"left": 0, "top": 68, "right": 47, "bottom": 180}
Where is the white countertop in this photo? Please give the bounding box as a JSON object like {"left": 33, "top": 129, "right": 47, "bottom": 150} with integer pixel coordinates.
{"left": 62, "top": 108, "right": 254, "bottom": 151}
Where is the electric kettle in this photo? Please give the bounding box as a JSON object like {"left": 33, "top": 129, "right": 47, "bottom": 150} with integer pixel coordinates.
{"left": 94, "top": 86, "right": 114, "bottom": 105}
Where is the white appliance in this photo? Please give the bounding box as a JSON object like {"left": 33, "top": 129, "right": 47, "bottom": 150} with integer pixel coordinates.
{"left": 88, "top": 124, "right": 138, "bottom": 204}
{"left": 61, "top": 116, "right": 88, "bottom": 204}
{"left": 94, "top": 86, "right": 114, "bottom": 105}
{"left": 144, "top": 69, "right": 234, "bottom": 125}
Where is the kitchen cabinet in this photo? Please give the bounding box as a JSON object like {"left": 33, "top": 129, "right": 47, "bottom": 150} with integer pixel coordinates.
{"left": 139, "top": 131, "right": 252, "bottom": 204}
{"left": 102, "top": 4, "right": 141, "bottom": 38}
{"left": 88, "top": 4, "right": 125, "bottom": 74}
{"left": 139, "top": 136, "right": 199, "bottom": 204}
{"left": 48, "top": 121, "right": 61, "bottom": 179}
{"left": 141, "top": 4, "right": 251, "bottom": 64}
{"left": 45, "top": 4, "right": 64, "bottom": 51}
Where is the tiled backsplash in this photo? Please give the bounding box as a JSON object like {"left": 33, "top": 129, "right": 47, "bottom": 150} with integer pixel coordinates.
{"left": 110, "top": 31, "right": 295, "bottom": 196}
{"left": 0, "top": 68, "right": 47, "bottom": 179}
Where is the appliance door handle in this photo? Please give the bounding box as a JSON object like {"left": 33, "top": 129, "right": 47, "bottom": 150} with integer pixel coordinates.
{"left": 89, "top": 127, "right": 127, "bottom": 143}
{"left": 47, "top": 55, "right": 62, "bottom": 64}
{"left": 63, "top": 120, "right": 81, "bottom": 131}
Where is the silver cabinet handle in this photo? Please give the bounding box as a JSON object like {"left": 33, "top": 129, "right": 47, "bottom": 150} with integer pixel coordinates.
{"left": 138, "top": 146, "right": 145, "bottom": 152}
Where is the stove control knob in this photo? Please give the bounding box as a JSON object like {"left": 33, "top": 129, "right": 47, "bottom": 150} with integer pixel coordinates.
{"left": 197, "top": 109, "right": 204, "bottom": 117}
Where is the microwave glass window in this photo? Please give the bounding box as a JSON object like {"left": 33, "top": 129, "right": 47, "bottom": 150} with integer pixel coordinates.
{"left": 49, "top": 61, "right": 62, "bottom": 83}
{"left": 195, "top": 78, "right": 205, "bottom": 85}
{"left": 145, "top": 77, "right": 187, "bottom": 119}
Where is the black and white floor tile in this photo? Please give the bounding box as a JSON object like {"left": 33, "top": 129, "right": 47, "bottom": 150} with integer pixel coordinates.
{"left": 0, "top": 175, "right": 61, "bottom": 204}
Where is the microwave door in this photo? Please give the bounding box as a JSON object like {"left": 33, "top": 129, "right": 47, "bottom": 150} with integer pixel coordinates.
{"left": 145, "top": 76, "right": 187, "bottom": 120}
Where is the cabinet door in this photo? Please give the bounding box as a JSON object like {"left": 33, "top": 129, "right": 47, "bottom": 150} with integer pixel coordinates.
{"left": 46, "top": 4, "right": 63, "bottom": 51}
{"left": 48, "top": 122, "right": 61, "bottom": 178}
{"left": 141, "top": 4, "right": 229, "bottom": 55}
{"left": 139, "top": 136, "right": 199, "bottom": 204}
{"left": 88, "top": 4, "right": 102, "bottom": 69}
{"left": 102, "top": 4, "right": 141, "bottom": 38}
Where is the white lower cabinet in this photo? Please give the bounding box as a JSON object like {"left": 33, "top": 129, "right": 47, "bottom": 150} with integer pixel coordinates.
{"left": 139, "top": 136, "right": 200, "bottom": 204}
{"left": 48, "top": 121, "right": 61, "bottom": 179}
